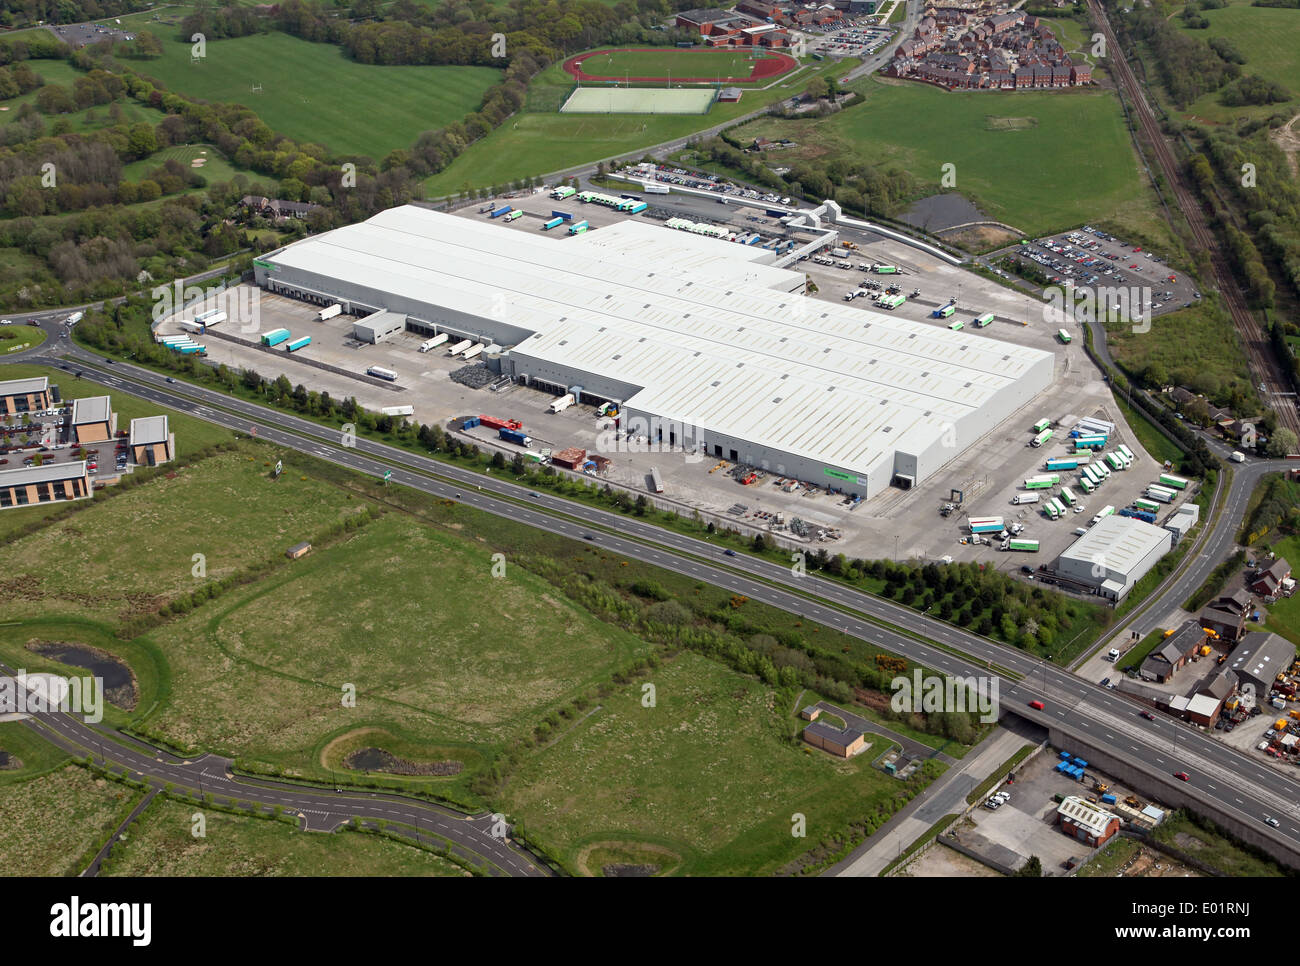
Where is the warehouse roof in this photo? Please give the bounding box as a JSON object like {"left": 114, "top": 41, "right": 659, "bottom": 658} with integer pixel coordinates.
{"left": 1058, "top": 796, "right": 1116, "bottom": 837}
{"left": 70, "top": 395, "right": 111, "bottom": 425}
{"left": 263, "top": 207, "right": 1054, "bottom": 480}
{"left": 129, "top": 415, "right": 168, "bottom": 445}
{"left": 1058, "top": 515, "right": 1172, "bottom": 579}
{"left": 0, "top": 460, "right": 87, "bottom": 485}
{"left": 0, "top": 376, "right": 48, "bottom": 397}
{"left": 1228, "top": 631, "right": 1294, "bottom": 686}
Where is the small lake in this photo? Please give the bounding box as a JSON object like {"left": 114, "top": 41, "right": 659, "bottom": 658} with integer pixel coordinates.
{"left": 28, "top": 642, "right": 138, "bottom": 710}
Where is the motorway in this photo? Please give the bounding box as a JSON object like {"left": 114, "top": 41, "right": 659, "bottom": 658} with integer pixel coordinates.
{"left": 7, "top": 318, "right": 1300, "bottom": 870}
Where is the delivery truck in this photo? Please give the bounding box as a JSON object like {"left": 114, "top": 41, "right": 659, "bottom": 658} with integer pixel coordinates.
{"left": 548, "top": 393, "right": 575, "bottom": 414}
{"left": 316, "top": 304, "right": 342, "bottom": 322}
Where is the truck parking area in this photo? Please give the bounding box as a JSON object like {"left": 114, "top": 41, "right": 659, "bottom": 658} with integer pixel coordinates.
{"left": 159, "top": 202, "right": 1174, "bottom": 571}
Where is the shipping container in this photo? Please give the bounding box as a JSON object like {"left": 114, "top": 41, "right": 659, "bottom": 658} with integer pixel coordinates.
{"left": 489, "top": 206, "right": 513, "bottom": 219}
{"left": 419, "top": 334, "right": 449, "bottom": 352}
{"left": 1031, "top": 428, "right": 1053, "bottom": 447}
{"left": 1008, "top": 539, "right": 1040, "bottom": 552}
{"left": 285, "top": 335, "right": 312, "bottom": 352}
{"left": 462, "top": 343, "right": 484, "bottom": 360}
{"left": 366, "top": 366, "right": 397, "bottom": 381}
{"left": 974, "top": 313, "right": 995, "bottom": 328}
{"left": 261, "top": 328, "right": 291, "bottom": 347}
{"left": 447, "top": 339, "right": 473, "bottom": 357}
{"left": 1119, "top": 508, "right": 1156, "bottom": 524}
{"left": 551, "top": 210, "right": 573, "bottom": 221}
{"left": 178, "top": 344, "right": 206, "bottom": 355}
{"left": 1158, "top": 473, "right": 1189, "bottom": 490}
{"left": 316, "top": 304, "right": 342, "bottom": 322}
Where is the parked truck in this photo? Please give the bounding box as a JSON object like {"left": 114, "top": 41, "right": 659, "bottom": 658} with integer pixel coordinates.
{"left": 548, "top": 393, "right": 575, "bottom": 414}
{"left": 871, "top": 263, "right": 899, "bottom": 274}
{"left": 65, "top": 311, "right": 83, "bottom": 326}
{"left": 968, "top": 517, "right": 1005, "bottom": 534}
{"left": 568, "top": 220, "right": 589, "bottom": 235}
{"left": 419, "top": 334, "right": 449, "bottom": 352}
{"left": 499, "top": 428, "right": 532, "bottom": 446}
{"left": 503, "top": 210, "right": 524, "bottom": 222}
{"left": 261, "top": 328, "right": 291, "bottom": 347}
{"left": 489, "top": 205, "right": 513, "bottom": 219}
{"left": 447, "top": 339, "right": 473, "bottom": 356}
{"left": 316, "top": 304, "right": 342, "bottom": 322}
{"left": 1011, "top": 493, "right": 1040, "bottom": 505}
{"left": 551, "top": 185, "right": 576, "bottom": 200}
{"left": 380, "top": 405, "right": 415, "bottom": 417}
{"left": 542, "top": 217, "right": 565, "bottom": 231}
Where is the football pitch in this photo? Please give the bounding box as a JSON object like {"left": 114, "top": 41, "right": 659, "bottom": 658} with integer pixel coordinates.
{"left": 561, "top": 87, "right": 717, "bottom": 115}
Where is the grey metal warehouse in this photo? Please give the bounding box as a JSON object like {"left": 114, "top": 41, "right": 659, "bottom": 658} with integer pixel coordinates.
{"left": 1054, "top": 514, "right": 1173, "bottom": 601}
{"left": 253, "top": 206, "right": 1056, "bottom": 500}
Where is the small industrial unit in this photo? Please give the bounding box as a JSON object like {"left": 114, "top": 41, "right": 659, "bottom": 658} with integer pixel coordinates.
{"left": 253, "top": 206, "right": 1055, "bottom": 501}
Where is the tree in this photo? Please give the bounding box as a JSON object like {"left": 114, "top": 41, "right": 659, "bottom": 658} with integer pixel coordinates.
{"left": 1014, "top": 855, "right": 1043, "bottom": 877}
{"left": 634, "top": 494, "right": 648, "bottom": 516}
{"left": 1268, "top": 427, "right": 1297, "bottom": 458}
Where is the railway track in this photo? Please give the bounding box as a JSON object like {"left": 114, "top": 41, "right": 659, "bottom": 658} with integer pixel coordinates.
{"left": 1087, "top": 0, "right": 1300, "bottom": 447}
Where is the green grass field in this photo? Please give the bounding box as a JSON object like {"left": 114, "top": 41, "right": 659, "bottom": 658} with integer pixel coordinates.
{"left": 501, "top": 651, "right": 938, "bottom": 876}
{"left": 737, "top": 77, "right": 1167, "bottom": 239}
{"left": 103, "top": 796, "right": 467, "bottom": 876}
{"left": 0, "top": 764, "right": 140, "bottom": 876}
{"left": 1176, "top": 0, "right": 1300, "bottom": 124}
{"left": 122, "top": 143, "right": 252, "bottom": 189}
{"left": 0, "top": 445, "right": 366, "bottom": 627}
{"left": 426, "top": 58, "right": 848, "bottom": 196}
{"left": 1260, "top": 535, "right": 1300, "bottom": 646}
{"left": 573, "top": 48, "right": 788, "bottom": 81}
{"left": 1102, "top": 303, "right": 1254, "bottom": 406}
{"left": 138, "top": 510, "right": 651, "bottom": 762}
{"left": 130, "top": 32, "right": 502, "bottom": 158}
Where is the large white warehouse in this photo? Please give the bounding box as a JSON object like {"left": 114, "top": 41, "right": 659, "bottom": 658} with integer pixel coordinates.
{"left": 1055, "top": 514, "right": 1173, "bottom": 601}
{"left": 253, "top": 205, "right": 1055, "bottom": 499}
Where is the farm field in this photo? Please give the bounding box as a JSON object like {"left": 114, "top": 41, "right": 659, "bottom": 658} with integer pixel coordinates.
{"left": 102, "top": 796, "right": 467, "bottom": 876}
{"left": 500, "top": 651, "right": 940, "bottom": 876}
{"left": 1175, "top": 0, "right": 1300, "bottom": 124}
{"left": 0, "top": 763, "right": 140, "bottom": 876}
{"left": 737, "top": 77, "right": 1165, "bottom": 241}
{"left": 129, "top": 32, "right": 502, "bottom": 158}
{"left": 425, "top": 57, "right": 849, "bottom": 196}
{"left": 0, "top": 444, "right": 365, "bottom": 627}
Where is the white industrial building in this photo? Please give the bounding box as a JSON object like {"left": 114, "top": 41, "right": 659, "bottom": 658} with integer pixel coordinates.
{"left": 1055, "top": 514, "right": 1173, "bottom": 601}
{"left": 253, "top": 206, "right": 1056, "bottom": 499}
{"left": 352, "top": 310, "right": 406, "bottom": 345}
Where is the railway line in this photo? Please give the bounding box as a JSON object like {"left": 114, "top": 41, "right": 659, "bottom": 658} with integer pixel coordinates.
{"left": 1087, "top": 0, "right": 1300, "bottom": 447}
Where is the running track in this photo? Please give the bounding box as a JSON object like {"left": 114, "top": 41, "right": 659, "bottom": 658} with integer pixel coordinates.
{"left": 562, "top": 47, "right": 797, "bottom": 84}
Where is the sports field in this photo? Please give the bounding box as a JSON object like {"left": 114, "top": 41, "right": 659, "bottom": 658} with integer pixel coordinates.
{"left": 564, "top": 47, "right": 797, "bottom": 84}
{"left": 130, "top": 32, "right": 501, "bottom": 158}
{"left": 426, "top": 58, "right": 850, "bottom": 196}
{"left": 561, "top": 87, "right": 716, "bottom": 115}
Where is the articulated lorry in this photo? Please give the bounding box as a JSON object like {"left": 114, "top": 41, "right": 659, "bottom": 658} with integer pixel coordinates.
{"left": 548, "top": 393, "right": 575, "bottom": 414}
